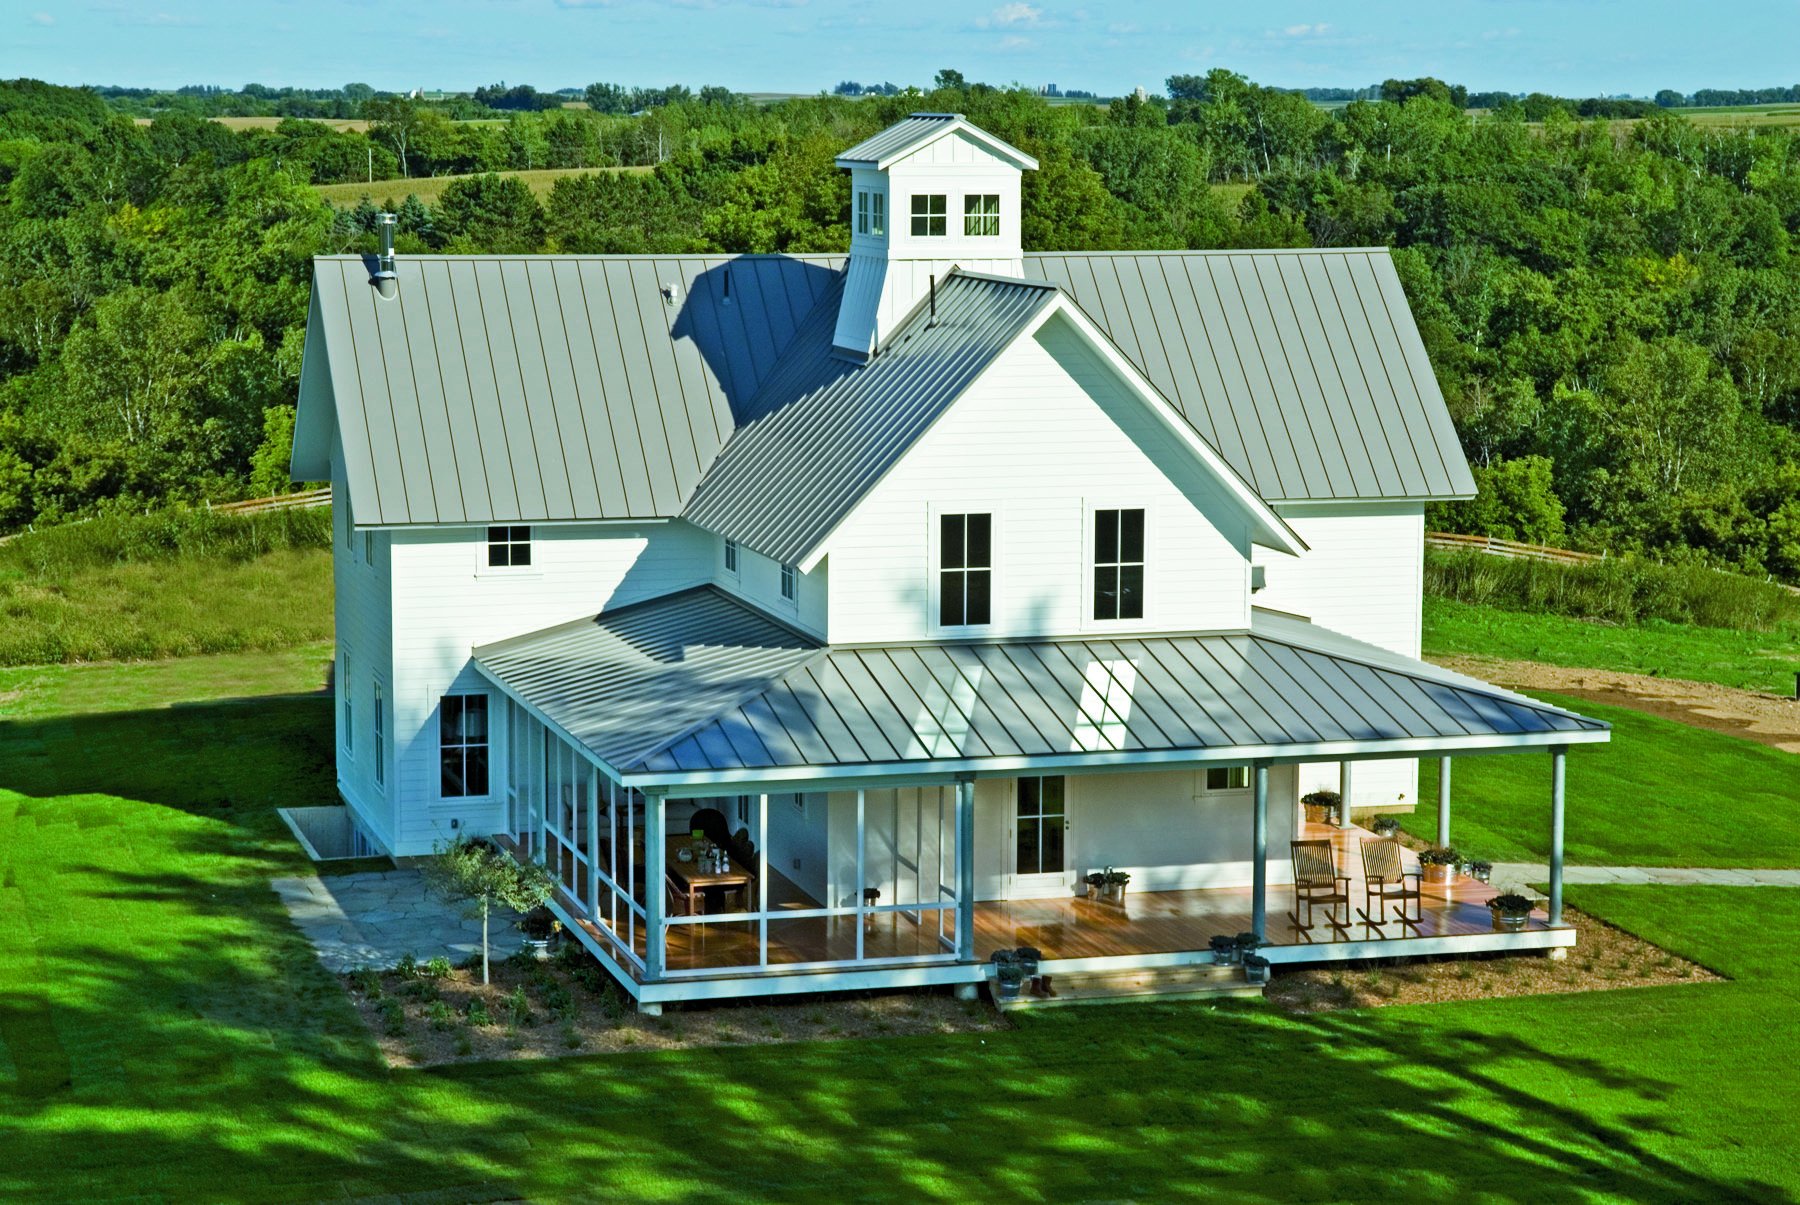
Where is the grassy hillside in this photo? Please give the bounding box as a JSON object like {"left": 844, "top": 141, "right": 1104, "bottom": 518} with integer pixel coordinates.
{"left": 0, "top": 508, "right": 333, "bottom": 666}
{"left": 314, "top": 165, "right": 651, "bottom": 207}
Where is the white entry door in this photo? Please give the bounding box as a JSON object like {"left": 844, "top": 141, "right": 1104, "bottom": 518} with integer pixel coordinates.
{"left": 1008, "top": 776, "right": 1074, "bottom": 899}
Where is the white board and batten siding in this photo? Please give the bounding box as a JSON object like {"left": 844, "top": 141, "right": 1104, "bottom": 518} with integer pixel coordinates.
{"left": 824, "top": 313, "right": 1253, "bottom": 645}
{"left": 382, "top": 520, "right": 713, "bottom": 855}
{"left": 1254, "top": 502, "right": 1427, "bottom": 807}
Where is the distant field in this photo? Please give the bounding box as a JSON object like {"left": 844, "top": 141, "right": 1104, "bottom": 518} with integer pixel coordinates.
{"left": 131, "top": 115, "right": 372, "bottom": 132}
{"left": 314, "top": 165, "right": 652, "bottom": 206}
{"left": 1210, "top": 182, "right": 1256, "bottom": 210}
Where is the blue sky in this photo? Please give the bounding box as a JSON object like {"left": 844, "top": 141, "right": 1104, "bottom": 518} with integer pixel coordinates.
{"left": 13, "top": 0, "right": 1799, "bottom": 98}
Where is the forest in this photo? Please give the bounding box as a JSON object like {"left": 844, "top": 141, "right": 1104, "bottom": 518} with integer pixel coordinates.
{"left": 2, "top": 71, "right": 1799, "bottom": 581}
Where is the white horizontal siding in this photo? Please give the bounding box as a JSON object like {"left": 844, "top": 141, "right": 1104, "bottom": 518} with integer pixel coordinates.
{"left": 1254, "top": 503, "right": 1426, "bottom": 807}
{"left": 385, "top": 520, "right": 713, "bottom": 855}
{"left": 825, "top": 316, "right": 1252, "bottom": 644}
{"left": 712, "top": 535, "right": 827, "bottom": 637}
{"left": 332, "top": 432, "right": 396, "bottom": 852}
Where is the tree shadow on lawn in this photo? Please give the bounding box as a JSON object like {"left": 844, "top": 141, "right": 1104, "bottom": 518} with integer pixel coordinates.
{"left": 0, "top": 698, "right": 1794, "bottom": 1201}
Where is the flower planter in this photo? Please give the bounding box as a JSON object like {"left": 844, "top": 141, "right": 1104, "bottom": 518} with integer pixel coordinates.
{"left": 1097, "top": 884, "right": 1127, "bottom": 907}
{"left": 1420, "top": 863, "right": 1458, "bottom": 886}
{"left": 1302, "top": 804, "right": 1334, "bottom": 826}
{"left": 1490, "top": 912, "right": 1529, "bottom": 933}
{"left": 521, "top": 936, "right": 552, "bottom": 960}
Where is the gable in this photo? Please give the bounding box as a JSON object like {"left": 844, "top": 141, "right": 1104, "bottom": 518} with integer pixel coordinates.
{"left": 289, "top": 289, "right": 336, "bottom": 483}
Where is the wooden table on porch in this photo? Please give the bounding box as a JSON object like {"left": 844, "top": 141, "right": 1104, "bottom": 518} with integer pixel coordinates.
{"left": 665, "top": 838, "right": 754, "bottom": 916}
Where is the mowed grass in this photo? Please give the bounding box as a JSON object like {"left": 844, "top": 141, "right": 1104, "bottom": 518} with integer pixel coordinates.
{"left": 0, "top": 508, "right": 333, "bottom": 666}
{"left": 1, "top": 654, "right": 1799, "bottom": 1200}
{"left": 1424, "top": 595, "right": 1800, "bottom": 695}
{"left": 1407, "top": 690, "right": 1800, "bottom": 867}
{"left": 314, "top": 164, "right": 653, "bottom": 207}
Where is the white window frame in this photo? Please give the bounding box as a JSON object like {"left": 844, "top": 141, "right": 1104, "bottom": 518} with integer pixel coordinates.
{"left": 963, "top": 193, "right": 1000, "bottom": 236}
{"left": 779, "top": 562, "right": 798, "bottom": 604}
{"left": 341, "top": 652, "right": 354, "bottom": 757}
{"left": 1198, "top": 765, "right": 1251, "bottom": 796}
{"left": 929, "top": 503, "right": 999, "bottom": 634}
{"left": 910, "top": 193, "right": 947, "bottom": 237}
{"left": 483, "top": 524, "right": 533, "bottom": 572}
{"left": 1084, "top": 502, "right": 1150, "bottom": 627}
{"left": 439, "top": 693, "right": 492, "bottom": 801}
{"left": 870, "top": 190, "right": 885, "bottom": 236}
{"left": 363, "top": 530, "right": 374, "bottom": 567}
{"left": 856, "top": 190, "right": 870, "bottom": 235}
{"left": 723, "top": 536, "right": 740, "bottom": 578}
{"left": 372, "top": 678, "right": 386, "bottom": 791}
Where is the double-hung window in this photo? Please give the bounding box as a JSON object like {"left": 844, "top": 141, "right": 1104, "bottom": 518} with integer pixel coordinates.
{"left": 779, "top": 563, "right": 798, "bottom": 602}
{"left": 341, "top": 653, "right": 354, "bottom": 755}
{"left": 1204, "top": 766, "right": 1250, "bottom": 792}
{"left": 856, "top": 190, "right": 870, "bottom": 235}
{"left": 964, "top": 193, "right": 1000, "bottom": 236}
{"left": 440, "top": 695, "right": 490, "bottom": 798}
{"left": 939, "top": 513, "right": 992, "bottom": 627}
{"left": 911, "top": 193, "right": 946, "bottom": 236}
{"left": 373, "top": 680, "right": 386, "bottom": 789}
{"left": 723, "top": 537, "right": 739, "bottom": 575}
{"left": 1093, "top": 508, "right": 1145, "bottom": 621}
{"left": 486, "top": 525, "right": 531, "bottom": 568}
{"left": 869, "top": 191, "right": 885, "bottom": 235}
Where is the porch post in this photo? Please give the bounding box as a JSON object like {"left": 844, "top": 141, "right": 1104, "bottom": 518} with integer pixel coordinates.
{"left": 1251, "top": 760, "right": 1270, "bottom": 941}
{"left": 586, "top": 771, "right": 600, "bottom": 917}
{"left": 645, "top": 792, "right": 667, "bottom": 979}
{"left": 1337, "top": 760, "right": 1355, "bottom": 828}
{"left": 855, "top": 789, "right": 867, "bottom": 962}
{"left": 1437, "top": 757, "right": 1452, "bottom": 847}
{"left": 1548, "top": 746, "right": 1567, "bottom": 926}
{"left": 956, "top": 777, "right": 976, "bottom": 962}
{"left": 757, "top": 793, "right": 769, "bottom": 969}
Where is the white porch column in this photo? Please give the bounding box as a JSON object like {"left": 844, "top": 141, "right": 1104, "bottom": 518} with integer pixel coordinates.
{"left": 1437, "top": 757, "right": 1452, "bottom": 847}
{"left": 645, "top": 792, "right": 667, "bottom": 979}
{"left": 586, "top": 771, "right": 600, "bottom": 917}
{"left": 1251, "top": 760, "right": 1270, "bottom": 941}
{"left": 1548, "top": 747, "right": 1567, "bottom": 926}
{"left": 1337, "top": 760, "right": 1355, "bottom": 828}
{"left": 757, "top": 792, "right": 769, "bottom": 970}
{"left": 956, "top": 778, "right": 976, "bottom": 962}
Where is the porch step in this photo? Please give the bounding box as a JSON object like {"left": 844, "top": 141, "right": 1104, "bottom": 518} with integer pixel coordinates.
{"left": 992, "top": 963, "right": 1261, "bottom": 1010}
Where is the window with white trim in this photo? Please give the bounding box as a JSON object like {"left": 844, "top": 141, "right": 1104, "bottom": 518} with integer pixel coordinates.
{"left": 779, "top": 563, "right": 797, "bottom": 602}
{"left": 439, "top": 694, "right": 490, "bottom": 798}
{"left": 856, "top": 190, "right": 870, "bottom": 235}
{"left": 911, "top": 193, "right": 946, "bottom": 236}
{"left": 938, "top": 513, "right": 992, "bottom": 627}
{"left": 723, "top": 537, "right": 739, "bottom": 575}
{"left": 341, "top": 653, "right": 354, "bottom": 755}
{"left": 1204, "top": 766, "right": 1250, "bottom": 792}
{"left": 372, "top": 679, "right": 386, "bottom": 789}
{"left": 964, "top": 193, "right": 999, "bottom": 236}
{"left": 870, "top": 190, "right": 885, "bottom": 236}
{"left": 486, "top": 525, "right": 531, "bottom": 568}
{"left": 1093, "top": 507, "right": 1145, "bottom": 621}
{"left": 363, "top": 530, "right": 374, "bottom": 566}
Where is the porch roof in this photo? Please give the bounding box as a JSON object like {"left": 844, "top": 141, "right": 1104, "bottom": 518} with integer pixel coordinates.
{"left": 473, "top": 588, "right": 1609, "bottom": 788}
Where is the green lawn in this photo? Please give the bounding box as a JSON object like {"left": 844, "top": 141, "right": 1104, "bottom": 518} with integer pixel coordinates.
{"left": 1406, "top": 691, "right": 1800, "bottom": 868}
{"left": 3, "top": 654, "right": 1799, "bottom": 1200}
{"left": 1424, "top": 596, "right": 1800, "bottom": 695}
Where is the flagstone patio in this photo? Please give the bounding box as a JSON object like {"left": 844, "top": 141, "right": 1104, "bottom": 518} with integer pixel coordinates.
{"left": 272, "top": 868, "right": 525, "bottom": 972}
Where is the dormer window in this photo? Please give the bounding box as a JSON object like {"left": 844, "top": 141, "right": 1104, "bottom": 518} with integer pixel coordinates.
{"left": 856, "top": 191, "right": 869, "bottom": 235}
{"left": 964, "top": 194, "right": 1000, "bottom": 236}
{"left": 780, "top": 563, "right": 798, "bottom": 602}
{"left": 911, "top": 194, "right": 947, "bottom": 236}
{"left": 856, "top": 190, "right": 886, "bottom": 236}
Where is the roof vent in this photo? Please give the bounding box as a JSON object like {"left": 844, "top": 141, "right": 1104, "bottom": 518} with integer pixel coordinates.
{"left": 661, "top": 281, "right": 680, "bottom": 306}
{"left": 370, "top": 213, "right": 397, "bottom": 300}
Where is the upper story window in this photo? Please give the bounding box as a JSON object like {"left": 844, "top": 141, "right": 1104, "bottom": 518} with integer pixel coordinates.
{"left": 856, "top": 190, "right": 870, "bottom": 235}
{"left": 372, "top": 679, "right": 386, "bottom": 789}
{"left": 341, "top": 653, "right": 354, "bottom": 755}
{"left": 779, "top": 563, "right": 798, "bottom": 602}
{"left": 723, "top": 537, "right": 739, "bottom": 576}
{"left": 911, "top": 194, "right": 947, "bottom": 237}
{"left": 440, "top": 694, "right": 490, "bottom": 798}
{"left": 1093, "top": 508, "right": 1145, "bottom": 621}
{"left": 1204, "top": 765, "right": 1250, "bottom": 792}
{"left": 363, "top": 531, "right": 374, "bottom": 566}
{"left": 964, "top": 193, "right": 1000, "bottom": 236}
{"left": 486, "top": 525, "right": 531, "bottom": 568}
{"left": 939, "top": 513, "right": 992, "bottom": 627}
{"left": 870, "top": 191, "right": 885, "bottom": 235}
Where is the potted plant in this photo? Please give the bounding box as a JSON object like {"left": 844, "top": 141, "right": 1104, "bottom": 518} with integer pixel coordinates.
{"left": 991, "top": 950, "right": 1026, "bottom": 1000}
{"left": 1417, "top": 846, "right": 1461, "bottom": 886}
{"left": 1243, "top": 952, "right": 1272, "bottom": 986}
{"left": 1301, "top": 789, "right": 1341, "bottom": 826}
{"left": 1488, "top": 893, "right": 1535, "bottom": 932}
{"left": 1083, "top": 870, "right": 1107, "bottom": 900}
{"left": 1209, "top": 934, "right": 1237, "bottom": 965}
{"left": 1467, "top": 859, "right": 1493, "bottom": 884}
{"left": 1370, "top": 815, "right": 1402, "bottom": 838}
{"left": 519, "top": 905, "right": 558, "bottom": 959}
{"left": 1098, "top": 866, "right": 1131, "bottom": 905}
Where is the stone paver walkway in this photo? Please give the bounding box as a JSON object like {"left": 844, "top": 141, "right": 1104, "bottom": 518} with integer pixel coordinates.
{"left": 272, "top": 869, "right": 524, "bottom": 973}
{"left": 1489, "top": 863, "right": 1800, "bottom": 892}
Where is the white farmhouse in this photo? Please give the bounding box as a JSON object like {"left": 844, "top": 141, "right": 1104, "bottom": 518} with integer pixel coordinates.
{"left": 293, "top": 114, "right": 1608, "bottom": 1008}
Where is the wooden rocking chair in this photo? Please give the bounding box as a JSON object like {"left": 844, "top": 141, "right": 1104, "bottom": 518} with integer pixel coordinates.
{"left": 1358, "top": 838, "right": 1423, "bottom": 930}
{"left": 1288, "top": 839, "right": 1351, "bottom": 933}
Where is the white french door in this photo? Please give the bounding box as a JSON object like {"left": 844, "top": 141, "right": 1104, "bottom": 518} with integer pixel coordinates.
{"left": 1007, "top": 775, "right": 1074, "bottom": 899}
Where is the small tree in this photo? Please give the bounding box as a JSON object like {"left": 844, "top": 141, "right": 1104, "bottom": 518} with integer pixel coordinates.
{"left": 421, "top": 836, "right": 555, "bottom": 985}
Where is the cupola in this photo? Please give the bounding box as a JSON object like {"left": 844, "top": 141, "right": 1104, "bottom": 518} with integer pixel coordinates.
{"left": 831, "top": 113, "right": 1039, "bottom": 360}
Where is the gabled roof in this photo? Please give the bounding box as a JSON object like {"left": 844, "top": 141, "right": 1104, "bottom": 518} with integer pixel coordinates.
{"left": 680, "top": 271, "right": 1063, "bottom": 567}
{"left": 1024, "top": 250, "right": 1476, "bottom": 502}
{"left": 294, "top": 253, "right": 840, "bottom": 527}
{"left": 835, "top": 112, "right": 1040, "bottom": 171}
{"left": 473, "top": 588, "right": 1609, "bottom": 788}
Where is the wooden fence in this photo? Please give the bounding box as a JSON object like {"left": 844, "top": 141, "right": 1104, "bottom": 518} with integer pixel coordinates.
{"left": 1424, "top": 531, "right": 1602, "bottom": 566}
{"left": 208, "top": 487, "right": 333, "bottom": 515}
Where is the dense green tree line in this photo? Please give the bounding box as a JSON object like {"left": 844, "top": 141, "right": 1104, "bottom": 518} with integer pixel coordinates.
{"left": 5, "top": 74, "right": 1800, "bottom": 579}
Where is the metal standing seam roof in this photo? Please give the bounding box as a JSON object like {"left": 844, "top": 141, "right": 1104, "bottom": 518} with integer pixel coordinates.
{"left": 474, "top": 588, "right": 1608, "bottom": 786}
{"left": 680, "top": 270, "right": 1063, "bottom": 566}
{"left": 302, "top": 253, "right": 842, "bottom": 527}
{"left": 1023, "top": 250, "right": 1477, "bottom": 503}
{"left": 835, "top": 112, "right": 1040, "bottom": 170}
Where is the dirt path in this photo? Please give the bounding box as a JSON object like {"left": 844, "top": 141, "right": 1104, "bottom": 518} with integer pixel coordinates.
{"left": 1432, "top": 655, "right": 1800, "bottom": 754}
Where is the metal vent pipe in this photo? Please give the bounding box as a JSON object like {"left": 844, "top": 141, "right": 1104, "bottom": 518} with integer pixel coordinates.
{"left": 371, "top": 212, "right": 398, "bottom": 299}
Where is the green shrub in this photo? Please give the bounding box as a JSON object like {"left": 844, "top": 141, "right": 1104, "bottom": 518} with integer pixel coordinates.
{"left": 1424, "top": 548, "right": 1800, "bottom": 631}
{"left": 421, "top": 956, "right": 453, "bottom": 980}
{"left": 349, "top": 968, "right": 383, "bottom": 999}
{"left": 464, "top": 998, "right": 492, "bottom": 1027}
{"left": 1429, "top": 455, "right": 1566, "bottom": 545}
{"left": 378, "top": 998, "right": 406, "bottom": 1037}
{"left": 424, "top": 1001, "right": 456, "bottom": 1032}
{"left": 393, "top": 954, "right": 418, "bottom": 980}
{"left": 506, "top": 986, "right": 532, "bottom": 1028}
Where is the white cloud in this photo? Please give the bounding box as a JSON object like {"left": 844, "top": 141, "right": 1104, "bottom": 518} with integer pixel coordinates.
{"left": 999, "top": 33, "right": 1032, "bottom": 49}
{"left": 29, "top": 11, "right": 54, "bottom": 24}
{"left": 986, "top": 3, "right": 1042, "bottom": 28}
{"left": 1280, "top": 22, "right": 1331, "bottom": 37}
